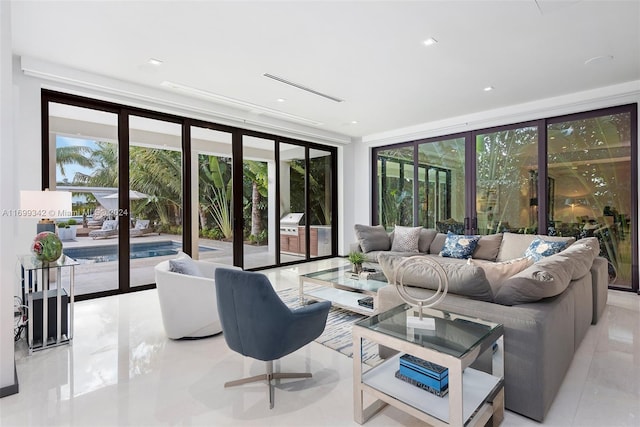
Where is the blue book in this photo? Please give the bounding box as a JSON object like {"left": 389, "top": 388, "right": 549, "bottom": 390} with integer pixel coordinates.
{"left": 399, "top": 364, "right": 449, "bottom": 391}
{"left": 400, "top": 354, "right": 448, "bottom": 381}
{"left": 395, "top": 370, "right": 448, "bottom": 397}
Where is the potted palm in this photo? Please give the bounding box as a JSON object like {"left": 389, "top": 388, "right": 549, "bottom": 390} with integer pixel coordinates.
{"left": 348, "top": 251, "right": 366, "bottom": 274}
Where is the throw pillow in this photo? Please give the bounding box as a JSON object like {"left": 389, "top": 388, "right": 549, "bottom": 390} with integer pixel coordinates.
{"left": 468, "top": 257, "right": 533, "bottom": 295}
{"left": 169, "top": 251, "right": 203, "bottom": 277}
{"left": 134, "top": 219, "right": 150, "bottom": 230}
{"left": 354, "top": 224, "right": 390, "bottom": 253}
{"left": 472, "top": 234, "right": 503, "bottom": 261}
{"left": 101, "top": 219, "right": 118, "bottom": 231}
{"left": 524, "top": 238, "right": 568, "bottom": 262}
{"left": 439, "top": 232, "right": 481, "bottom": 259}
{"left": 390, "top": 226, "right": 422, "bottom": 253}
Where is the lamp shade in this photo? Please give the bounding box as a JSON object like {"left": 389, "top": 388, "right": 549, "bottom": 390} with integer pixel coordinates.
{"left": 20, "top": 190, "right": 72, "bottom": 219}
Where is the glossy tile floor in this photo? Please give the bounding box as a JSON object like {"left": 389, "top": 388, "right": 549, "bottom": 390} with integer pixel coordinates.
{"left": 2, "top": 258, "right": 639, "bottom": 426}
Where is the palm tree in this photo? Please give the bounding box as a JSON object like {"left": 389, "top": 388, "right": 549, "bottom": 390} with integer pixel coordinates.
{"left": 56, "top": 145, "right": 95, "bottom": 179}
{"left": 199, "top": 155, "right": 233, "bottom": 239}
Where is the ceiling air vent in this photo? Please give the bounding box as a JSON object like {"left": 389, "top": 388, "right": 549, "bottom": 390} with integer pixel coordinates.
{"left": 263, "top": 73, "right": 344, "bottom": 103}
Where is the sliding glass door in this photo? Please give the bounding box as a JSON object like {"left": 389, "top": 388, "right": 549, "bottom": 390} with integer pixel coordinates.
{"left": 418, "top": 137, "right": 466, "bottom": 233}
{"left": 191, "top": 126, "right": 234, "bottom": 264}
{"left": 49, "top": 102, "right": 120, "bottom": 296}
{"left": 242, "top": 134, "right": 276, "bottom": 269}
{"left": 475, "top": 124, "right": 539, "bottom": 235}
{"left": 547, "top": 109, "right": 635, "bottom": 289}
{"left": 128, "top": 115, "right": 183, "bottom": 288}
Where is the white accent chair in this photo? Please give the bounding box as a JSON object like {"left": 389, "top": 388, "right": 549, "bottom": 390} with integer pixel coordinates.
{"left": 154, "top": 259, "right": 240, "bottom": 339}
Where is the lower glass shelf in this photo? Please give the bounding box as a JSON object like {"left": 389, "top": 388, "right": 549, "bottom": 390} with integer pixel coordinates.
{"left": 361, "top": 353, "right": 501, "bottom": 424}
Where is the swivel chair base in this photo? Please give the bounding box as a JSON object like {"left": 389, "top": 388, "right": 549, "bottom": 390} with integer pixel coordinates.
{"left": 224, "top": 360, "right": 312, "bottom": 409}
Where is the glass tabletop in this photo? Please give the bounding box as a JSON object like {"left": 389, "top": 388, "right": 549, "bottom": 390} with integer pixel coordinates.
{"left": 355, "top": 304, "right": 503, "bottom": 359}
{"left": 301, "top": 265, "right": 388, "bottom": 293}
{"left": 19, "top": 254, "right": 79, "bottom": 271}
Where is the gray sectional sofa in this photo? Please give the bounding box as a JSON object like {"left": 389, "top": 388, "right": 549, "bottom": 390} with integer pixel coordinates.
{"left": 351, "top": 225, "right": 608, "bottom": 422}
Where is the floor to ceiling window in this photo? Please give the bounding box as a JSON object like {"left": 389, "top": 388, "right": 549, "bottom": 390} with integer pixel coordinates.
{"left": 475, "top": 124, "right": 538, "bottom": 235}
{"left": 43, "top": 90, "right": 338, "bottom": 300}
{"left": 128, "top": 115, "right": 183, "bottom": 288}
{"left": 372, "top": 104, "right": 637, "bottom": 291}
{"left": 418, "top": 137, "right": 466, "bottom": 232}
{"left": 50, "top": 102, "right": 120, "bottom": 297}
{"left": 547, "top": 108, "right": 635, "bottom": 289}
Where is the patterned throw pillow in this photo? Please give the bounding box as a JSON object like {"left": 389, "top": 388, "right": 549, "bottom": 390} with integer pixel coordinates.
{"left": 390, "top": 226, "right": 422, "bottom": 253}
{"left": 439, "top": 232, "right": 481, "bottom": 259}
{"left": 524, "top": 237, "right": 568, "bottom": 262}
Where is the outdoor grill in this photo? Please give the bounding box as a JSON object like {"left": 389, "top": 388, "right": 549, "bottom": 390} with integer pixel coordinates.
{"left": 280, "top": 213, "right": 304, "bottom": 235}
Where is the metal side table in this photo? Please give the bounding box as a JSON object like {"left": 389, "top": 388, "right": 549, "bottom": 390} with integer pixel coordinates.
{"left": 19, "top": 254, "right": 77, "bottom": 354}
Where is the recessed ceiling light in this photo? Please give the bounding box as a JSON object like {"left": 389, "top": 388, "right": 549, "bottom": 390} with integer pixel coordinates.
{"left": 483, "top": 86, "right": 494, "bottom": 92}
{"left": 351, "top": 120, "right": 358, "bottom": 125}
{"left": 148, "top": 58, "right": 163, "bottom": 66}
{"left": 277, "top": 98, "right": 286, "bottom": 103}
{"left": 423, "top": 37, "right": 438, "bottom": 46}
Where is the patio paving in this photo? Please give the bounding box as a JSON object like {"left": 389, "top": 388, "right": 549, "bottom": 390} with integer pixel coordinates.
{"left": 54, "top": 231, "right": 305, "bottom": 296}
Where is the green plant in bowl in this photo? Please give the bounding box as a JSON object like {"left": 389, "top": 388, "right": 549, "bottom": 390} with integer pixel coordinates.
{"left": 348, "top": 251, "right": 366, "bottom": 273}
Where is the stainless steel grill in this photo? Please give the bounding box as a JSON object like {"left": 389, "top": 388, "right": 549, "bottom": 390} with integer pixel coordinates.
{"left": 280, "top": 213, "right": 304, "bottom": 235}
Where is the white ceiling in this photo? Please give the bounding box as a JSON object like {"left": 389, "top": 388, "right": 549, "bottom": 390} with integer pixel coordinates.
{"left": 10, "top": 0, "right": 640, "bottom": 140}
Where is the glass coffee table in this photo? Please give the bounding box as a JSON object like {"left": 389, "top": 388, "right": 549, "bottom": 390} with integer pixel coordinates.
{"left": 353, "top": 304, "right": 504, "bottom": 426}
{"left": 299, "top": 265, "right": 388, "bottom": 314}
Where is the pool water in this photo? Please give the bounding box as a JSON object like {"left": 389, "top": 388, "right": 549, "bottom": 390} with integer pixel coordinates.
{"left": 64, "top": 240, "right": 215, "bottom": 263}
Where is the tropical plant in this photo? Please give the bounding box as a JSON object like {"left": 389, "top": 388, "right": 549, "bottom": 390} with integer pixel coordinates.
{"left": 242, "top": 160, "right": 268, "bottom": 237}
{"left": 199, "top": 155, "right": 233, "bottom": 239}
{"left": 348, "top": 251, "right": 366, "bottom": 265}
{"left": 56, "top": 144, "right": 95, "bottom": 178}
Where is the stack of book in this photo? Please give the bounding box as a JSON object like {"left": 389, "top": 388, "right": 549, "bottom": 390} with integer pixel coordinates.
{"left": 395, "top": 354, "right": 449, "bottom": 397}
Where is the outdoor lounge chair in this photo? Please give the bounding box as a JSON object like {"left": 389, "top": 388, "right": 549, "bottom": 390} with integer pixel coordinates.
{"left": 130, "top": 219, "right": 156, "bottom": 237}
{"left": 86, "top": 205, "right": 108, "bottom": 228}
{"left": 88, "top": 219, "right": 119, "bottom": 239}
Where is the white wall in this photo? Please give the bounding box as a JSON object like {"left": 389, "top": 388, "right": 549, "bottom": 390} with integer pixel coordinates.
{"left": 0, "top": 0, "right": 16, "bottom": 392}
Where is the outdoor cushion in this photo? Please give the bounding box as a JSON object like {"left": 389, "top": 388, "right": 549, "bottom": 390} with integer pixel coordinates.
{"left": 134, "top": 219, "right": 150, "bottom": 230}
{"left": 378, "top": 253, "right": 494, "bottom": 302}
{"left": 355, "top": 224, "right": 390, "bottom": 253}
{"left": 101, "top": 219, "right": 118, "bottom": 231}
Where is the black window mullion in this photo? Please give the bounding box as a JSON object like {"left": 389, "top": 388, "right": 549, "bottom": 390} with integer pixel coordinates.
{"left": 118, "top": 112, "right": 130, "bottom": 293}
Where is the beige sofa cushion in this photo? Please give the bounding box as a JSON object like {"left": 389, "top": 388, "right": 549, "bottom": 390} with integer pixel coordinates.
{"left": 473, "top": 233, "right": 504, "bottom": 261}
{"left": 496, "top": 232, "right": 575, "bottom": 262}
{"left": 418, "top": 228, "right": 438, "bottom": 253}
{"left": 468, "top": 257, "right": 533, "bottom": 295}
{"left": 494, "top": 252, "right": 575, "bottom": 305}
{"left": 378, "top": 253, "right": 494, "bottom": 302}
{"left": 558, "top": 237, "right": 600, "bottom": 280}
{"left": 429, "top": 233, "right": 447, "bottom": 254}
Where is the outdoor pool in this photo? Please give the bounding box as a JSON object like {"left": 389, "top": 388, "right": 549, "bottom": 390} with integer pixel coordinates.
{"left": 64, "top": 240, "right": 216, "bottom": 263}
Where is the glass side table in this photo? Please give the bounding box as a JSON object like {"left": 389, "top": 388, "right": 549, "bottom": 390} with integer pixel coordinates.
{"left": 19, "top": 254, "right": 78, "bottom": 353}
{"left": 353, "top": 304, "right": 504, "bottom": 426}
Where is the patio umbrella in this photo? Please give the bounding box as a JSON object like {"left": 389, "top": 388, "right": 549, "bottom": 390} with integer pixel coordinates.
{"left": 98, "top": 190, "right": 150, "bottom": 212}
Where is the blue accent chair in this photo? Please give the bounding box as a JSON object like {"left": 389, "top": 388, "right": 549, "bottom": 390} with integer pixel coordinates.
{"left": 215, "top": 268, "right": 331, "bottom": 409}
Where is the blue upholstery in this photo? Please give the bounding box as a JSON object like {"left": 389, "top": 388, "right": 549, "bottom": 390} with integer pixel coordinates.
{"left": 215, "top": 268, "right": 331, "bottom": 362}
